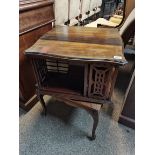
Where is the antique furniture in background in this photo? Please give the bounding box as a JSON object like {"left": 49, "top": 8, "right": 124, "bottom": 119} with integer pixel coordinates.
{"left": 25, "top": 26, "right": 127, "bottom": 139}
{"left": 96, "top": 8, "right": 135, "bottom": 125}
{"left": 19, "top": 0, "right": 55, "bottom": 110}
{"left": 119, "top": 69, "right": 135, "bottom": 129}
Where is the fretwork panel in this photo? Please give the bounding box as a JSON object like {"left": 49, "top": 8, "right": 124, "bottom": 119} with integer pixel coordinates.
{"left": 35, "top": 59, "right": 48, "bottom": 83}
{"left": 88, "top": 64, "right": 115, "bottom": 100}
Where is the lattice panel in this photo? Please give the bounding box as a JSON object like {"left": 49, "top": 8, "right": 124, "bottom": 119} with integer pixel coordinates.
{"left": 35, "top": 59, "right": 48, "bottom": 83}
{"left": 93, "top": 69, "right": 107, "bottom": 96}
{"left": 46, "top": 59, "right": 69, "bottom": 74}
{"left": 88, "top": 64, "right": 115, "bottom": 100}
{"left": 33, "top": 58, "right": 70, "bottom": 87}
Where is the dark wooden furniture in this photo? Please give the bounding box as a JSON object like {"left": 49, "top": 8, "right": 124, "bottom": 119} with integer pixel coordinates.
{"left": 119, "top": 71, "right": 135, "bottom": 129}
{"left": 97, "top": 8, "right": 135, "bottom": 123}
{"left": 25, "top": 26, "right": 127, "bottom": 140}
{"left": 118, "top": 51, "right": 135, "bottom": 129}
{"left": 19, "top": 0, "right": 55, "bottom": 110}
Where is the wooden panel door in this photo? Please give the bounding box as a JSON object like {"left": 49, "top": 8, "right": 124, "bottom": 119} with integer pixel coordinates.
{"left": 19, "top": 0, "right": 55, "bottom": 110}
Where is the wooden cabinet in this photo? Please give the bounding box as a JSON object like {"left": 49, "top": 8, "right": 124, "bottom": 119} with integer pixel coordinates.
{"left": 19, "top": 0, "right": 55, "bottom": 110}
{"left": 119, "top": 71, "right": 135, "bottom": 129}
{"left": 25, "top": 26, "right": 127, "bottom": 139}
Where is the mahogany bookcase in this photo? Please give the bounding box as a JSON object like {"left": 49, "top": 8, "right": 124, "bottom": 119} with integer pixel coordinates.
{"left": 25, "top": 26, "right": 127, "bottom": 140}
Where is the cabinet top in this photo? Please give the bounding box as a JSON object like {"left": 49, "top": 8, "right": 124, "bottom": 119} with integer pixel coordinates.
{"left": 25, "top": 26, "right": 127, "bottom": 65}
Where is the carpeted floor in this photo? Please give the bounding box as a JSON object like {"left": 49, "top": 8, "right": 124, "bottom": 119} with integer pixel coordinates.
{"left": 19, "top": 96, "right": 135, "bottom": 155}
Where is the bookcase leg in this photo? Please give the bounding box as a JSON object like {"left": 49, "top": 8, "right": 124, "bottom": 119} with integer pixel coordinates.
{"left": 37, "top": 93, "right": 47, "bottom": 116}
{"left": 87, "top": 110, "right": 99, "bottom": 140}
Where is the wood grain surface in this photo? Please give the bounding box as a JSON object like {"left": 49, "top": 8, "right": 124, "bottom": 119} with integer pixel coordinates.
{"left": 19, "top": 0, "right": 54, "bottom": 34}
{"left": 19, "top": 0, "right": 54, "bottom": 110}
{"left": 26, "top": 26, "right": 127, "bottom": 64}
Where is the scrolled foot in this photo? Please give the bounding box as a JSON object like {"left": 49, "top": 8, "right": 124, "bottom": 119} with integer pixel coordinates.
{"left": 87, "top": 134, "right": 96, "bottom": 141}
{"left": 85, "top": 109, "right": 99, "bottom": 141}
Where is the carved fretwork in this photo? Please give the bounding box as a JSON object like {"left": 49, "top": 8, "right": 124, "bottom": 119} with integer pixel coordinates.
{"left": 35, "top": 59, "right": 48, "bottom": 83}
{"left": 88, "top": 64, "right": 116, "bottom": 100}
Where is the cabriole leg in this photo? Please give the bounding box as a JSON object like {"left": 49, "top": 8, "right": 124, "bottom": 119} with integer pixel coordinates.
{"left": 87, "top": 110, "right": 99, "bottom": 140}
{"left": 37, "top": 93, "right": 47, "bottom": 116}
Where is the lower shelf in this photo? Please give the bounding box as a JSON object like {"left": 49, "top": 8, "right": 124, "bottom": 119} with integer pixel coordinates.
{"left": 55, "top": 97, "right": 102, "bottom": 111}
{"left": 38, "top": 87, "right": 112, "bottom": 105}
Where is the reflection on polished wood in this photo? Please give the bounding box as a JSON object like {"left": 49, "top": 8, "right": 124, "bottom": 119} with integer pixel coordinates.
{"left": 26, "top": 26, "right": 126, "bottom": 64}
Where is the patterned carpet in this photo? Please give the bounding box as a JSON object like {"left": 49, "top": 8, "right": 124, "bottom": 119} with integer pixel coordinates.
{"left": 19, "top": 96, "right": 135, "bottom": 155}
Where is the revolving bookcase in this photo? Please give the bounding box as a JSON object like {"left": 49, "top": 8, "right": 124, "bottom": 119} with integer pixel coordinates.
{"left": 25, "top": 26, "right": 127, "bottom": 140}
